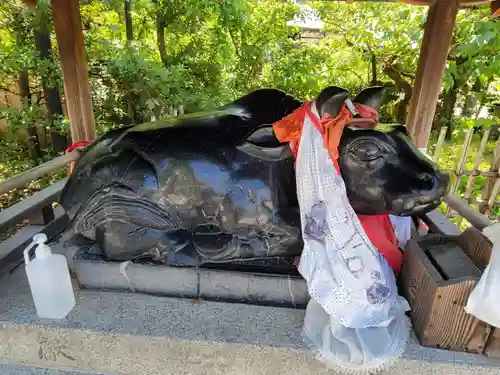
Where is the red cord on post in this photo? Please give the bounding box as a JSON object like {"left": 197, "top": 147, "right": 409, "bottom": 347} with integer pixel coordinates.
{"left": 66, "top": 140, "right": 92, "bottom": 175}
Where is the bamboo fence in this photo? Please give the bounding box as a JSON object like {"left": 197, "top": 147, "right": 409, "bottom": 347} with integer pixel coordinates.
{"left": 432, "top": 125, "right": 500, "bottom": 227}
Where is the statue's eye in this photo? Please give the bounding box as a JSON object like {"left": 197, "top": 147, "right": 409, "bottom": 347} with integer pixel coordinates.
{"left": 350, "top": 140, "right": 384, "bottom": 162}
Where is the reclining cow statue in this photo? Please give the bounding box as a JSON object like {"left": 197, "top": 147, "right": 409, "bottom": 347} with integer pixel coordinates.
{"left": 59, "top": 86, "right": 450, "bottom": 266}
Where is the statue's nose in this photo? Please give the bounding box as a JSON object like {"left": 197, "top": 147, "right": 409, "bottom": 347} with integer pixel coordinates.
{"left": 418, "top": 172, "right": 435, "bottom": 189}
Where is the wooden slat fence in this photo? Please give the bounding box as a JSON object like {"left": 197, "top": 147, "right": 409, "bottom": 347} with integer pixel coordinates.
{"left": 432, "top": 125, "right": 500, "bottom": 228}
{"left": 0, "top": 152, "right": 80, "bottom": 277}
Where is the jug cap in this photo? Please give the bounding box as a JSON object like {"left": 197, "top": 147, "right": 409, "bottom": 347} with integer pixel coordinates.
{"left": 24, "top": 233, "right": 52, "bottom": 264}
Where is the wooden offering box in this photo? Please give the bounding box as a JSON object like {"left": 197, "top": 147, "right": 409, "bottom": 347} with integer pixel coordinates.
{"left": 401, "top": 227, "right": 500, "bottom": 357}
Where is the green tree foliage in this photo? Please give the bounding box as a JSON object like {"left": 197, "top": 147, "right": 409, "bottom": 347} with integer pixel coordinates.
{"left": 440, "top": 8, "right": 500, "bottom": 137}
{"left": 0, "top": 0, "right": 498, "bottom": 183}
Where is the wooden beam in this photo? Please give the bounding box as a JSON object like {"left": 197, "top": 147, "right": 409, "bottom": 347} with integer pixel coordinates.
{"left": 420, "top": 209, "right": 462, "bottom": 235}
{"left": 0, "top": 178, "right": 68, "bottom": 232}
{"left": 492, "top": 0, "right": 500, "bottom": 17}
{"left": 0, "top": 151, "right": 80, "bottom": 195}
{"left": 406, "top": 0, "right": 459, "bottom": 149}
{"left": 50, "top": 0, "right": 96, "bottom": 142}
{"left": 21, "top": 0, "right": 37, "bottom": 8}
{"left": 444, "top": 194, "right": 493, "bottom": 230}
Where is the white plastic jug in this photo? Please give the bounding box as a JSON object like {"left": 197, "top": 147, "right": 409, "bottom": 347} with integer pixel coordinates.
{"left": 24, "top": 233, "right": 76, "bottom": 319}
{"left": 464, "top": 222, "right": 500, "bottom": 328}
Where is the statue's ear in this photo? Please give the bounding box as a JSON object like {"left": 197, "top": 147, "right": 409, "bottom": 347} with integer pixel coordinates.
{"left": 352, "top": 86, "right": 386, "bottom": 111}
{"left": 315, "top": 86, "right": 349, "bottom": 118}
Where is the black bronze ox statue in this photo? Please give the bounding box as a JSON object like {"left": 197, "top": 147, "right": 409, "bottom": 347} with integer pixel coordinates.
{"left": 59, "top": 86, "right": 450, "bottom": 267}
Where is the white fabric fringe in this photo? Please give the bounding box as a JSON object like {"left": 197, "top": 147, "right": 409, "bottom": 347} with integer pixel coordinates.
{"left": 295, "top": 103, "right": 411, "bottom": 374}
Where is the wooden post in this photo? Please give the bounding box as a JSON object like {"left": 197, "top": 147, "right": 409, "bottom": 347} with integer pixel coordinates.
{"left": 406, "top": 0, "right": 459, "bottom": 149}
{"left": 492, "top": 0, "right": 500, "bottom": 18}
{"left": 50, "top": 0, "right": 96, "bottom": 142}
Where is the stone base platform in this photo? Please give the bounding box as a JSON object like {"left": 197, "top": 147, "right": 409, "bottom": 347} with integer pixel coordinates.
{"left": 1, "top": 262, "right": 500, "bottom": 375}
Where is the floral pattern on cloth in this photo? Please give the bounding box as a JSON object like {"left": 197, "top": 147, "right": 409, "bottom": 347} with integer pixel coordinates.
{"left": 292, "top": 103, "right": 411, "bottom": 374}
{"left": 303, "top": 201, "right": 329, "bottom": 243}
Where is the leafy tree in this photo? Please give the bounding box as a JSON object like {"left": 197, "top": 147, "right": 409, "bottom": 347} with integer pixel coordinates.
{"left": 312, "top": 1, "right": 426, "bottom": 122}
{"left": 0, "top": 1, "right": 43, "bottom": 159}
{"left": 439, "top": 8, "right": 500, "bottom": 138}
{"left": 0, "top": 0, "right": 498, "bottom": 165}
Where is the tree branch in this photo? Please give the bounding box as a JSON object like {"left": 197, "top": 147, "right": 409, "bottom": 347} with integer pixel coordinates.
{"left": 383, "top": 65, "right": 412, "bottom": 96}
{"left": 0, "top": 85, "right": 21, "bottom": 96}
{"left": 227, "top": 28, "right": 240, "bottom": 57}
{"left": 321, "top": 66, "right": 368, "bottom": 86}
{"left": 371, "top": 53, "right": 377, "bottom": 85}
{"left": 323, "top": 20, "right": 372, "bottom": 54}
{"left": 383, "top": 63, "right": 413, "bottom": 122}
{"left": 124, "top": 0, "right": 134, "bottom": 42}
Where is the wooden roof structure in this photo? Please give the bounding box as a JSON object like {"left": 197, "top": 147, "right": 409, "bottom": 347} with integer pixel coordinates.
{"left": 21, "top": 0, "right": 500, "bottom": 149}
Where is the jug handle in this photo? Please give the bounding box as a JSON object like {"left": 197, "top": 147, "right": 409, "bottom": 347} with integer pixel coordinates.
{"left": 23, "top": 233, "right": 48, "bottom": 264}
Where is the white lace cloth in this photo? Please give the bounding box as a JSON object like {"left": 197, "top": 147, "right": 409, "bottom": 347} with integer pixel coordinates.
{"left": 295, "top": 104, "right": 411, "bottom": 373}
{"left": 389, "top": 215, "right": 412, "bottom": 250}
